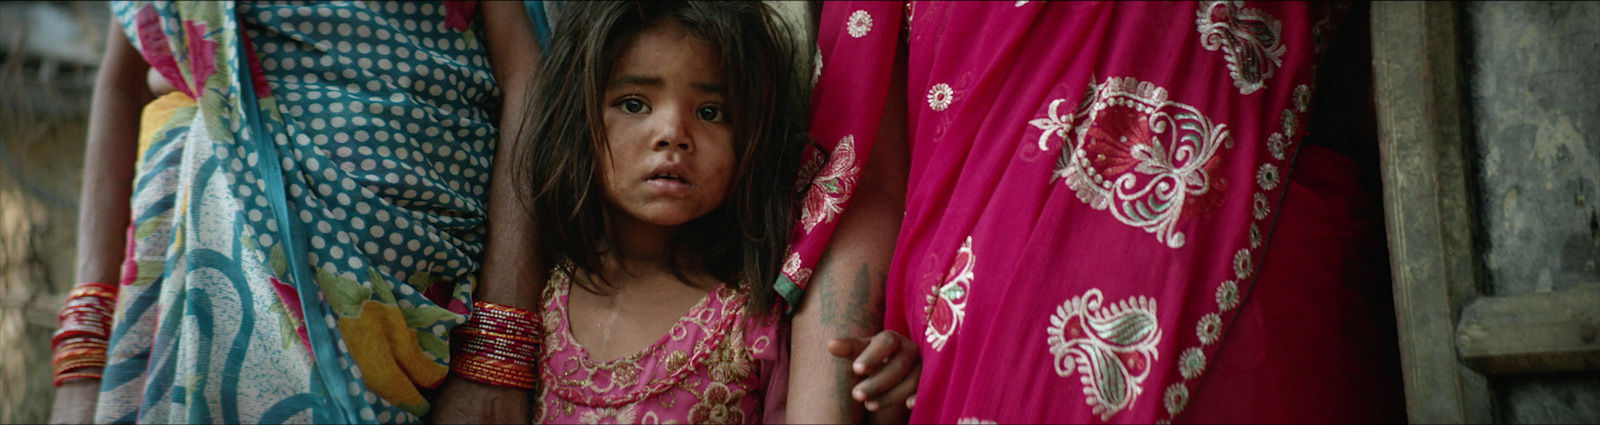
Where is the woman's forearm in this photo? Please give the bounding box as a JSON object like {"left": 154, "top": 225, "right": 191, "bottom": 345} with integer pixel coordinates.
{"left": 787, "top": 40, "right": 911, "bottom": 423}
{"left": 51, "top": 20, "right": 153, "bottom": 425}
{"left": 75, "top": 21, "right": 151, "bottom": 294}
{"left": 475, "top": 0, "right": 544, "bottom": 310}
{"left": 428, "top": 4, "right": 543, "bottom": 423}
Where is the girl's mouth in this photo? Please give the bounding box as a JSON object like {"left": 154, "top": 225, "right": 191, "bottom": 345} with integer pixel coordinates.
{"left": 646, "top": 162, "right": 693, "bottom": 186}
{"left": 644, "top": 174, "right": 693, "bottom": 196}
{"left": 649, "top": 173, "right": 687, "bottom": 183}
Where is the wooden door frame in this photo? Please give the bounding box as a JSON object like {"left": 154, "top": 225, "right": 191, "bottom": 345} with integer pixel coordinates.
{"left": 1372, "top": 2, "right": 1600, "bottom": 423}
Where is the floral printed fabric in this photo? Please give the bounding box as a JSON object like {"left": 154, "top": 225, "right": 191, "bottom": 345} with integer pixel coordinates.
{"left": 537, "top": 270, "right": 789, "bottom": 424}
{"left": 799, "top": 1, "right": 1399, "bottom": 424}
{"left": 98, "top": 1, "right": 498, "bottom": 423}
{"left": 774, "top": 3, "right": 903, "bottom": 312}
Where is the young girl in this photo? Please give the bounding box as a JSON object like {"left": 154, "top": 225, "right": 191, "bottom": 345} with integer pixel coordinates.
{"left": 509, "top": 2, "right": 916, "bottom": 423}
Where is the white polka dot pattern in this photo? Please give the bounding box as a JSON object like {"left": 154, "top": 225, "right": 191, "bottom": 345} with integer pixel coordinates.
{"left": 240, "top": 2, "right": 492, "bottom": 422}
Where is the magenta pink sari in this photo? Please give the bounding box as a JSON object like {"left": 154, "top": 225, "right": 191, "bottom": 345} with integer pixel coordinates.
{"left": 782, "top": 1, "right": 1404, "bottom": 423}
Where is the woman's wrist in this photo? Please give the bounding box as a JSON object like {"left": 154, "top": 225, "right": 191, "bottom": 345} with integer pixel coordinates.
{"left": 53, "top": 282, "right": 117, "bottom": 387}
{"left": 449, "top": 301, "right": 542, "bottom": 389}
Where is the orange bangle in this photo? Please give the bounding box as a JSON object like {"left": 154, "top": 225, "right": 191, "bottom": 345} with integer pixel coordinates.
{"left": 451, "top": 361, "right": 535, "bottom": 388}
{"left": 54, "top": 359, "right": 106, "bottom": 376}
{"left": 451, "top": 353, "right": 536, "bottom": 388}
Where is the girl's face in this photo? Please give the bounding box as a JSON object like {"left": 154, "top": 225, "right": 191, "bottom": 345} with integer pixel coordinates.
{"left": 599, "top": 22, "right": 735, "bottom": 231}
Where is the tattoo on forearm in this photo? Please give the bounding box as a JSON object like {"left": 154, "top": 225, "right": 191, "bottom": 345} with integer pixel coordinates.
{"left": 816, "top": 263, "right": 886, "bottom": 421}
{"left": 819, "top": 264, "right": 885, "bottom": 332}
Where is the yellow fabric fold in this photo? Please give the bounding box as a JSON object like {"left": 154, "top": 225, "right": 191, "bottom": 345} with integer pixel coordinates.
{"left": 136, "top": 91, "right": 197, "bottom": 163}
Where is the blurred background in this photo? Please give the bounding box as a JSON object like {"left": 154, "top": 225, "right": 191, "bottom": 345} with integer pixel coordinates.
{"left": 0, "top": 2, "right": 108, "bottom": 422}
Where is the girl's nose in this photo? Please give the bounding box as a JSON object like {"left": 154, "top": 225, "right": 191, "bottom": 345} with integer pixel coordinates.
{"left": 652, "top": 108, "right": 695, "bottom": 153}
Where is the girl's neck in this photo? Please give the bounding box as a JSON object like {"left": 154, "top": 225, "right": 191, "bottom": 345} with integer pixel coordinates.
{"left": 599, "top": 213, "right": 689, "bottom": 284}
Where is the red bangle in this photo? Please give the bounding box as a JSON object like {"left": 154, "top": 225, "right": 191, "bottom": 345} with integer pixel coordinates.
{"left": 449, "top": 301, "right": 542, "bottom": 389}
{"left": 451, "top": 356, "right": 534, "bottom": 381}
{"left": 53, "top": 371, "right": 103, "bottom": 388}
{"left": 53, "top": 282, "right": 117, "bottom": 385}
{"left": 453, "top": 327, "right": 538, "bottom": 344}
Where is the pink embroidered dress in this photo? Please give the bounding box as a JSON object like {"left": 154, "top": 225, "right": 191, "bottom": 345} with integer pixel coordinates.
{"left": 782, "top": 1, "right": 1404, "bottom": 423}
{"left": 536, "top": 270, "right": 789, "bottom": 424}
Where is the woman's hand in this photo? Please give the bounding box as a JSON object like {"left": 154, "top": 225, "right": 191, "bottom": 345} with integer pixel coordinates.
{"left": 828, "top": 330, "right": 921, "bottom": 423}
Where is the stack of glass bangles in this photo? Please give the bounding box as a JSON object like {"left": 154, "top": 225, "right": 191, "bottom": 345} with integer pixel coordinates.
{"left": 53, "top": 282, "right": 118, "bottom": 387}
{"left": 450, "top": 301, "right": 541, "bottom": 389}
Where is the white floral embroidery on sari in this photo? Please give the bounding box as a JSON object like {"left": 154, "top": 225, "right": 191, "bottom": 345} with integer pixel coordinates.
{"left": 1046, "top": 288, "right": 1161, "bottom": 420}
{"left": 781, "top": 252, "right": 813, "bottom": 291}
{"left": 1196, "top": 1, "right": 1286, "bottom": 94}
{"left": 800, "top": 135, "right": 861, "bottom": 233}
{"left": 1043, "top": 77, "right": 1232, "bottom": 249}
{"left": 925, "top": 236, "right": 975, "bottom": 351}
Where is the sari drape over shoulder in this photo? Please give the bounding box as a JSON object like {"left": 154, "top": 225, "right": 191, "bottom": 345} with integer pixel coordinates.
{"left": 783, "top": 1, "right": 1403, "bottom": 423}
{"left": 100, "top": 2, "right": 499, "bottom": 423}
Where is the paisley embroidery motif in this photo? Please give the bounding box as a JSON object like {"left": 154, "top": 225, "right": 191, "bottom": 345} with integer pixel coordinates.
{"left": 1196, "top": 1, "right": 1286, "bottom": 95}
{"left": 1046, "top": 288, "right": 1161, "bottom": 420}
{"left": 1046, "top": 76, "right": 1232, "bottom": 249}
{"left": 801, "top": 135, "right": 861, "bottom": 233}
{"left": 925, "top": 236, "right": 975, "bottom": 352}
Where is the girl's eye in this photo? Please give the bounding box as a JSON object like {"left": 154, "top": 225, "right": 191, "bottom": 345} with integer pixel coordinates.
{"left": 696, "top": 106, "right": 724, "bottom": 122}
{"left": 621, "top": 99, "right": 649, "bottom": 114}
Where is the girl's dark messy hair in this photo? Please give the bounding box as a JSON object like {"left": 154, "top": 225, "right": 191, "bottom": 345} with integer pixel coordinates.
{"left": 517, "top": 1, "right": 809, "bottom": 317}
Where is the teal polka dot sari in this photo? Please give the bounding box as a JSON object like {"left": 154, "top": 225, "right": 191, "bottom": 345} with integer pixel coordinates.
{"left": 101, "top": 2, "right": 502, "bottom": 423}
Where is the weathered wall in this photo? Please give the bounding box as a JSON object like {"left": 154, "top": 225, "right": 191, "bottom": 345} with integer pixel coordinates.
{"left": 1462, "top": 2, "right": 1600, "bottom": 423}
